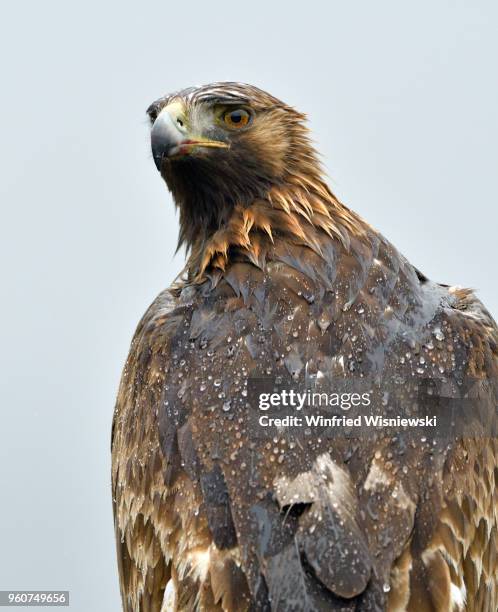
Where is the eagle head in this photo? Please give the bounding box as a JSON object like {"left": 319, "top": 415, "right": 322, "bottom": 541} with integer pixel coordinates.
{"left": 147, "top": 83, "right": 319, "bottom": 251}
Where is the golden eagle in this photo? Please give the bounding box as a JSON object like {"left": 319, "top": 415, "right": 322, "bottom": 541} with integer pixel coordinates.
{"left": 112, "top": 83, "right": 498, "bottom": 611}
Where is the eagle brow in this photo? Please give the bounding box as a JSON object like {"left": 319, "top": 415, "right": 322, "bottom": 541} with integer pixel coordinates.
{"left": 196, "top": 95, "right": 249, "bottom": 106}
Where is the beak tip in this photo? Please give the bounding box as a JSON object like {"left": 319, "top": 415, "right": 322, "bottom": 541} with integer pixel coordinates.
{"left": 153, "top": 152, "right": 164, "bottom": 171}
{"left": 151, "top": 110, "right": 181, "bottom": 170}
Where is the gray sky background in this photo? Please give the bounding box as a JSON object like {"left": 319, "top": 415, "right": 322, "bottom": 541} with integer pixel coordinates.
{"left": 0, "top": 1, "right": 496, "bottom": 610}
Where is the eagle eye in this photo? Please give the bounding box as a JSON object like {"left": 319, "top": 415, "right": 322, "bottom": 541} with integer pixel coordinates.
{"left": 223, "top": 108, "right": 251, "bottom": 129}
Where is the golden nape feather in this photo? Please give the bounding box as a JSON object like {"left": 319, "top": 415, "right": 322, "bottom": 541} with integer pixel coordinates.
{"left": 111, "top": 82, "right": 498, "bottom": 611}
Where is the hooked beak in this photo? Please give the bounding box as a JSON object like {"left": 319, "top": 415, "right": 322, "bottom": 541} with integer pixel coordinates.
{"left": 151, "top": 103, "right": 229, "bottom": 170}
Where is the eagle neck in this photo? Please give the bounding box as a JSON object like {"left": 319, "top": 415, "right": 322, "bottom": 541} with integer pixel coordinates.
{"left": 183, "top": 178, "right": 369, "bottom": 283}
